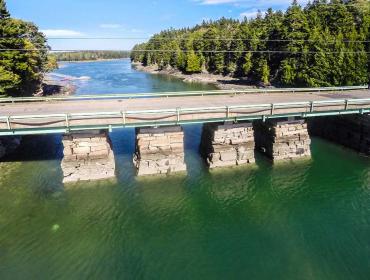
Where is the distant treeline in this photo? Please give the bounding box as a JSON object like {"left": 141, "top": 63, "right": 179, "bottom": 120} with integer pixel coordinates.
{"left": 131, "top": 0, "right": 370, "bottom": 87}
{"left": 53, "top": 51, "right": 131, "bottom": 61}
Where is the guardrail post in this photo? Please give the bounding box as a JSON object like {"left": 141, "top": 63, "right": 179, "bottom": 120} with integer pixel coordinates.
{"left": 176, "top": 108, "right": 181, "bottom": 123}
{"left": 310, "top": 101, "right": 314, "bottom": 113}
{"left": 226, "top": 106, "right": 230, "bottom": 119}
{"left": 6, "top": 116, "right": 11, "bottom": 130}
{"left": 344, "top": 99, "right": 349, "bottom": 111}
{"left": 270, "top": 104, "right": 275, "bottom": 115}
{"left": 121, "top": 111, "right": 126, "bottom": 125}
{"left": 65, "top": 114, "right": 70, "bottom": 130}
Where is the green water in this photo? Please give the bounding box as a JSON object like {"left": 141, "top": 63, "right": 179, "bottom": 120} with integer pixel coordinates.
{"left": 1, "top": 61, "right": 370, "bottom": 279}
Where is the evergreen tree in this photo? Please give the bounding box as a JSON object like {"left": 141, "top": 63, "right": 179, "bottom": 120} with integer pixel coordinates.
{"left": 131, "top": 0, "right": 370, "bottom": 87}
{"left": 0, "top": 0, "right": 10, "bottom": 19}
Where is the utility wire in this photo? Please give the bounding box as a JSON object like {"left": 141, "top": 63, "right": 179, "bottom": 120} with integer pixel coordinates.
{"left": 0, "top": 37, "right": 369, "bottom": 43}
{"left": 0, "top": 49, "right": 369, "bottom": 54}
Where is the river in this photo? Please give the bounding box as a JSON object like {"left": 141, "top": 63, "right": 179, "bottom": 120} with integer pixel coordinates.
{"left": 1, "top": 59, "right": 370, "bottom": 279}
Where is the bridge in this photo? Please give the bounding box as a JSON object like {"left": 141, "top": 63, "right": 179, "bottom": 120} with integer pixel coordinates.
{"left": 1, "top": 86, "right": 370, "bottom": 183}
{"left": 0, "top": 86, "right": 369, "bottom": 135}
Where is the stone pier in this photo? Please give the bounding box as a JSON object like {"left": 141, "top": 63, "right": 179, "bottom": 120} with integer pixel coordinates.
{"left": 254, "top": 119, "right": 311, "bottom": 161}
{"left": 133, "top": 126, "right": 186, "bottom": 176}
{"left": 309, "top": 115, "right": 370, "bottom": 155}
{"left": 200, "top": 123, "right": 255, "bottom": 168}
{"left": 0, "top": 136, "right": 21, "bottom": 159}
{"left": 61, "top": 130, "right": 115, "bottom": 183}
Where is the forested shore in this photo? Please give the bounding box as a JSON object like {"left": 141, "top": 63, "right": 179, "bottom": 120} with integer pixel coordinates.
{"left": 131, "top": 1, "right": 370, "bottom": 87}
{"left": 53, "top": 51, "right": 130, "bottom": 62}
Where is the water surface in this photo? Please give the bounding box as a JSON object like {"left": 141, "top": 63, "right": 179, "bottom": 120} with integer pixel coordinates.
{"left": 1, "top": 60, "right": 370, "bottom": 279}
{"left": 53, "top": 59, "right": 216, "bottom": 95}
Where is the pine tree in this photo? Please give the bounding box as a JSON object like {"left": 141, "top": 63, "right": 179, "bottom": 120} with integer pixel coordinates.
{"left": 132, "top": 0, "right": 370, "bottom": 87}
{"left": 0, "top": 0, "right": 10, "bottom": 19}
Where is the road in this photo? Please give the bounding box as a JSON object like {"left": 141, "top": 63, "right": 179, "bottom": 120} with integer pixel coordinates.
{"left": 1, "top": 89, "right": 370, "bottom": 134}
{"left": 1, "top": 89, "right": 369, "bottom": 115}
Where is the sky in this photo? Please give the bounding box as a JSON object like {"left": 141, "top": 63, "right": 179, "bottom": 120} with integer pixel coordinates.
{"left": 7, "top": 0, "right": 308, "bottom": 50}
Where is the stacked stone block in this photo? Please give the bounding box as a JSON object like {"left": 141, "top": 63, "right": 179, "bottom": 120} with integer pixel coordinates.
{"left": 200, "top": 123, "right": 255, "bottom": 168}
{"left": 309, "top": 115, "right": 370, "bottom": 155}
{"left": 61, "top": 130, "right": 115, "bottom": 183}
{"left": 134, "top": 126, "right": 186, "bottom": 176}
{"left": 254, "top": 120, "right": 311, "bottom": 161}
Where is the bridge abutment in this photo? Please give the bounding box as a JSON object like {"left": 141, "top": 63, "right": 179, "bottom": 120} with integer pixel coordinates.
{"left": 61, "top": 130, "right": 115, "bottom": 183}
{"left": 309, "top": 115, "right": 370, "bottom": 155}
{"left": 254, "top": 119, "right": 311, "bottom": 161}
{"left": 200, "top": 123, "right": 255, "bottom": 168}
{"left": 133, "top": 126, "right": 187, "bottom": 176}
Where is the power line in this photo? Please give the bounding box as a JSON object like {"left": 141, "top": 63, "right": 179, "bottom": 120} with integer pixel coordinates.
{"left": 1, "top": 49, "right": 369, "bottom": 54}
{"left": 0, "top": 37, "right": 369, "bottom": 43}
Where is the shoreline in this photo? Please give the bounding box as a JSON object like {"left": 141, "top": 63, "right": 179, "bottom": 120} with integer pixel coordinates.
{"left": 58, "top": 58, "right": 129, "bottom": 64}
{"left": 132, "top": 62, "right": 260, "bottom": 90}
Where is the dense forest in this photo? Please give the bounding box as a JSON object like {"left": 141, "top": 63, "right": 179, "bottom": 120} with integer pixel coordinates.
{"left": 131, "top": 0, "right": 370, "bottom": 87}
{"left": 0, "top": 0, "right": 56, "bottom": 97}
{"left": 53, "top": 51, "right": 130, "bottom": 62}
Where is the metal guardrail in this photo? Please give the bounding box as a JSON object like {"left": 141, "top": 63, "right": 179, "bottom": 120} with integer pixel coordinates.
{"left": 1, "top": 97, "right": 370, "bottom": 136}
{"left": 0, "top": 86, "right": 367, "bottom": 103}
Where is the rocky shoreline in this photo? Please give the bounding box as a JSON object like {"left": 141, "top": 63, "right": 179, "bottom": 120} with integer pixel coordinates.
{"left": 132, "top": 62, "right": 259, "bottom": 90}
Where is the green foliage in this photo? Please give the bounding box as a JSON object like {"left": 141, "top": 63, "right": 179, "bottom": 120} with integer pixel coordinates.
{"left": 0, "top": 0, "right": 10, "bottom": 19}
{"left": 52, "top": 51, "right": 130, "bottom": 62}
{"left": 186, "top": 51, "right": 202, "bottom": 73}
{"left": 132, "top": 1, "right": 370, "bottom": 87}
{"left": 0, "top": 0, "right": 51, "bottom": 96}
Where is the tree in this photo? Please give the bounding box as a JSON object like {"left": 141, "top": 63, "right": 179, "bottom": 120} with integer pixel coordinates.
{"left": 132, "top": 0, "right": 370, "bottom": 88}
{"left": 186, "top": 51, "right": 202, "bottom": 73}
{"left": 0, "top": 0, "right": 53, "bottom": 96}
{"left": 0, "top": 0, "right": 10, "bottom": 19}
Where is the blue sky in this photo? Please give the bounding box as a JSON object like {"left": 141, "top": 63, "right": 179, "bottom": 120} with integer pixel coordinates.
{"left": 7, "top": 0, "right": 307, "bottom": 50}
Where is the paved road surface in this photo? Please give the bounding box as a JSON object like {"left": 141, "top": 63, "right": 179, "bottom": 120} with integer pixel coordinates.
{"left": 1, "top": 89, "right": 369, "bottom": 116}
{"left": 1, "top": 89, "right": 370, "bottom": 134}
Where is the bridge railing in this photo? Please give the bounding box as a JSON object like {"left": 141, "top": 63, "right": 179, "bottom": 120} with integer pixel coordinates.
{"left": 1, "top": 97, "right": 370, "bottom": 135}
{"left": 0, "top": 86, "right": 367, "bottom": 104}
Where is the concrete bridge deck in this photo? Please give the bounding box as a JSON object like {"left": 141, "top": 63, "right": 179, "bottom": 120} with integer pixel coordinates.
{"left": 0, "top": 87, "right": 369, "bottom": 135}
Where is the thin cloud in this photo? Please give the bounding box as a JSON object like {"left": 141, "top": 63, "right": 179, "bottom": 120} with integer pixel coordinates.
{"left": 240, "top": 10, "right": 266, "bottom": 19}
{"left": 41, "top": 29, "right": 84, "bottom": 37}
{"left": 99, "top": 24, "right": 122, "bottom": 29}
{"left": 194, "top": 0, "right": 307, "bottom": 7}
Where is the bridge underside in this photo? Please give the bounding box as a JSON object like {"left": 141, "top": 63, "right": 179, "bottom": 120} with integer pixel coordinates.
{"left": 309, "top": 115, "right": 370, "bottom": 155}
{"left": 2, "top": 87, "right": 370, "bottom": 183}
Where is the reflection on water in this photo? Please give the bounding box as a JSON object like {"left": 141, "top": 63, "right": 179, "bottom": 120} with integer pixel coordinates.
{"left": 1, "top": 60, "right": 370, "bottom": 279}
{"left": 1, "top": 125, "right": 370, "bottom": 279}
